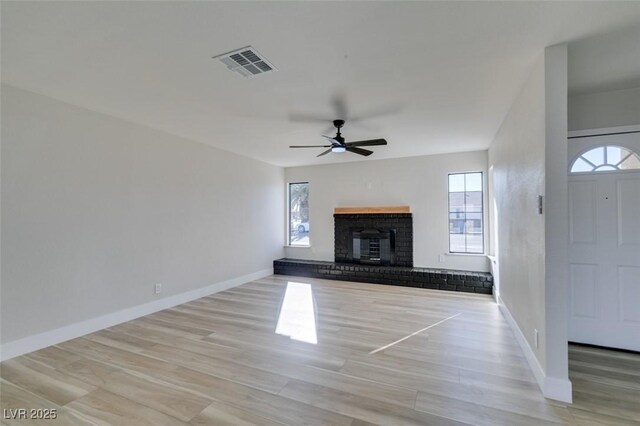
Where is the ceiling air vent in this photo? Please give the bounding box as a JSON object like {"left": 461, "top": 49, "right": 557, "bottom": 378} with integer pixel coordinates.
{"left": 213, "top": 46, "right": 277, "bottom": 78}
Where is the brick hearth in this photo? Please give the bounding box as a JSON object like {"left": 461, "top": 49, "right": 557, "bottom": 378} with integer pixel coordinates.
{"left": 274, "top": 258, "right": 493, "bottom": 295}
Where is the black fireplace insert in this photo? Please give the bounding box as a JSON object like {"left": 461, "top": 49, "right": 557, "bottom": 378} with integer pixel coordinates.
{"left": 350, "top": 228, "right": 395, "bottom": 265}
{"left": 334, "top": 213, "right": 413, "bottom": 267}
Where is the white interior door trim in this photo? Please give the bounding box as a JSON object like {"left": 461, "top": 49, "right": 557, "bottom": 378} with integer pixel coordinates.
{"left": 568, "top": 124, "right": 640, "bottom": 139}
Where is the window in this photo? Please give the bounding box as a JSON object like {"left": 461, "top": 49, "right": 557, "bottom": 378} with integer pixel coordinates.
{"left": 448, "top": 172, "right": 483, "bottom": 254}
{"left": 570, "top": 145, "right": 640, "bottom": 173}
{"left": 289, "top": 182, "right": 309, "bottom": 246}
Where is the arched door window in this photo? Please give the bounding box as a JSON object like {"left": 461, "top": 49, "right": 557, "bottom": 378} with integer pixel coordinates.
{"left": 570, "top": 145, "right": 640, "bottom": 173}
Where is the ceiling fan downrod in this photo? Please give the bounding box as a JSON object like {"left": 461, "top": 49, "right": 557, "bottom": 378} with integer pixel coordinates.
{"left": 333, "top": 120, "right": 345, "bottom": 143}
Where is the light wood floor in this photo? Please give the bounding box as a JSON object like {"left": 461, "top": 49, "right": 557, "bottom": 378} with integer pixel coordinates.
{"left": 1, "top": 275, "right": 639, "bottom": 425}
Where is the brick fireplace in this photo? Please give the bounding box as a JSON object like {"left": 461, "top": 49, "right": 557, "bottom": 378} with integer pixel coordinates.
{"left": 273, "top": 206, "right": 493, "bottom": 295}
{"left": 334, "top": 210, "right": 413, "bottom": 267}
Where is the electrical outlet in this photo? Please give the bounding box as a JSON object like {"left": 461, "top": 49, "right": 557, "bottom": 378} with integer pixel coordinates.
{"left": 534, "top": 329, "right": 539, "bottom": 348}
{"left": 439, "top": 254, "right": 445, "bottom": 263}
{"left": 155, "top": 283, "right": 162, "bottom": 294}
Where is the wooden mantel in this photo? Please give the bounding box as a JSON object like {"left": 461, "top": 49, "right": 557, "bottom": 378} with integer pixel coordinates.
{"left": 334, "top": 206, "right": 410, "bottom": 214}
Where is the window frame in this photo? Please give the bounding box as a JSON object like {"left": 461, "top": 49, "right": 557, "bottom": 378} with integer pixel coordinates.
{"left": 569, "top": 145, "right": 640, "bottom": 174}
{"left": 288, "top": 181, "right": 310, "bottom": 247}
{"left": 447, "top": 172, "right": 485, "bottom": 254}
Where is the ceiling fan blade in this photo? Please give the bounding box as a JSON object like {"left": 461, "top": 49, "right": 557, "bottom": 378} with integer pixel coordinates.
{"left": 289, "top": 113, "right": 333, "bottom": 123}
{"left": 349, "top": 105, "right": 402, "bottom": 123}
{"left": 290, "top": 145, "right": 332, "bottom": 148}
{"left": 321, "top": 135, "right": 338, "bottom": 142}
{"left": 346, "top": 146, "right": 373, "bottom": 156}
{"left": 317, "top": 148, "right": 333, "bottom": 157}
{"left": 346, "top": 139, "right": 388, "bottom": 147}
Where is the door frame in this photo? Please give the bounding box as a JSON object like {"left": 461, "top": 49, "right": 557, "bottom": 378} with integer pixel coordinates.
{"left": 566, "top": 124, "right": 640, "bottom": 351}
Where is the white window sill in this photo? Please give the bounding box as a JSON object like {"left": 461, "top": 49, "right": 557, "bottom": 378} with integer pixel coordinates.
{"left": 446, "top": 252, "right": 487, "bottom": 257}
{"left": 284, "top": 245, "right": 311, "bottom": 248}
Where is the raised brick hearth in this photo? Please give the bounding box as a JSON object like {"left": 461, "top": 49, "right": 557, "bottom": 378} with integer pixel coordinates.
{"left": 274, "top": 258, "right": 493, "bottom": 295}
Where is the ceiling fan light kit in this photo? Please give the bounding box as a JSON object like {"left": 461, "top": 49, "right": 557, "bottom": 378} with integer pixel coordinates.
{"left": 290, "top": 119, "right": 388, "bottom": 157}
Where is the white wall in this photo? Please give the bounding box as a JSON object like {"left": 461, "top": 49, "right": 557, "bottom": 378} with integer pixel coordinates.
{"left": 543, "top": 44, "right": 570, "bottom": 400}
{"left": 569, "top": 87, "right": 640, "bottom": 131}
{"left": 1, "top": 85, "right": 284, "bottom": 347}
{"left": 489, "top": 55, "right": 547, "bottom": 367}
{"left": 488, "top": 45, "right": 571, "bottom": 402}
{"left": 285, "top": 151, "right": 489, "bottom": 272}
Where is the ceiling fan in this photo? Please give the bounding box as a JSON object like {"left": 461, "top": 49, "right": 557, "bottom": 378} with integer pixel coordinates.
{"left": 289, "top": 120, "right": 388, "bottom": 157}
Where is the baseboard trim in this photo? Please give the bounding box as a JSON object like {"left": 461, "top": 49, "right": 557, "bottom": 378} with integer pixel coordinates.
{"left": 497, "top": 296, "right": 572, "bottom": 403}
{"left": 497, "top": 297, "right": 546, "bottom": 390}
{"left": 0, "top": 268, "right": 273, "bottom": 362}
{"left": 544, "top": 376, "right": 573, "bottom": 403}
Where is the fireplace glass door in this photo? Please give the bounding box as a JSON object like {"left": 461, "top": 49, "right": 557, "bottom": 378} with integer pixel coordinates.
{"left": 351, "top": 229, "right": 395, "bottom": 265}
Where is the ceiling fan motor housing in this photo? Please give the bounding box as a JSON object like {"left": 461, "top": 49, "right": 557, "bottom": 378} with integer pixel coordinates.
{"left": 333, "top": 120, "right": 346, "bottom": 143}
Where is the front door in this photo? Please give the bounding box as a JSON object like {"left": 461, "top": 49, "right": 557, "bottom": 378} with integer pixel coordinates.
{"left": 568, "top": 143, "right": 640, "bottom": 351}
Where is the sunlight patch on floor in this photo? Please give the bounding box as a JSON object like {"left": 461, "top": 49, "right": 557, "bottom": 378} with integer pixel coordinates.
{"left": 275, "top": 282, "right": 318, "bottom": 344}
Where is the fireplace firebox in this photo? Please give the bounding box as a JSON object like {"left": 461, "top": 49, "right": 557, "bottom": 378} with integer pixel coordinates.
{"left": 351, "top": 228, "right": 395, "bottom": 265}
{"left": 335, "top": 212, "right": 412, "bottom": 267}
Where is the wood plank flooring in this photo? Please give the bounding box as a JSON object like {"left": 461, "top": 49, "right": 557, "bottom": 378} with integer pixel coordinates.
{"left": 1, "top": 275, "right": 639, "bottom": 425}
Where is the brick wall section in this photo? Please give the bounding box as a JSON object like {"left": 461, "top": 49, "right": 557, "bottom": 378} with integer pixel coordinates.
{"left": 334, "top": 213, "right": 413, "bottom": 267}
{"left": 274, "top": 258, "right": 493, "bottom": 295}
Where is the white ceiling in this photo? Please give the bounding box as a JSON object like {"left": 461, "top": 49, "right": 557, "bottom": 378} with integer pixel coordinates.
{"left": 568, "top": 26, "right": 640, "bottom": 95}
{"left": 2, "top": 2, "right": 639, "bottom": 167}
